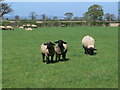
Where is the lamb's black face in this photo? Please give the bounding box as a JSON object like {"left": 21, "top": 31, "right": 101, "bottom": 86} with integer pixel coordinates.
{"left": 88, "top": 47, "right": 94, "bottom": 55}
{"left": 58, "top": 40, "right": 64, "bottom": 47}
{"left": 88, "top": 47, "right": 97, "bottom": 55}
{"left": 44, "top": 42, "right": 55, "bottom": 49}
{"left": 54, "top": 40, "right": 67, "bottom": 47}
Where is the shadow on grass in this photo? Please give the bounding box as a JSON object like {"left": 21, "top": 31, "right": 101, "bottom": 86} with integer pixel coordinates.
{"left": 83, "top": 52, "right": 97, "bottom": 56}
{"left": 44, "top": 58, "right": 70, "bottom": 64}
{"left": 93, "top": 52, "right": 97, "bottom": 55}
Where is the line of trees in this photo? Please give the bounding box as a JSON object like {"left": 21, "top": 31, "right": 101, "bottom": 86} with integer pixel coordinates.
{"left": 0, "top": 1, "right": 118, "bottom": 22}
{"left": 11, "top": 12, "right": 117, "bottom": 21}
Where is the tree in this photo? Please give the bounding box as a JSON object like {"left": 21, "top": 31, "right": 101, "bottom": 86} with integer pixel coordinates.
{"left": 104, "top": 13, "right": 116, "bottom": 21}
{"left": 30, "top": 12, "right": 37, "bottom": 20}
{"left": 85, "top": 4, "right": 103, "bottom": 22}
{"left": 73, "top": 17, "right": 80, "bottom": 21}
{"left": 15, "top": 15, "right": 20, "bottom": 20}
{"left": 110, "top": 14, "right": 116, "bottom": 21}
{"left": 104, "top": 13, "right": 111, "bottom": 21}
{"left": 0, "top": 2, "right": 13, "bottom": 17}
{"left": 119, "top": 1, "right": 120, "bottom": 20}
{"left": 46, "top": 17, "right": 51, "bottom": 21}
{"left": 64, "top": 12, "right": 73, "bottom": 20}
{"left": 53, "top": 16, "right": 58, "bottom": 21}
{"left": 83, "top": 13, "right": 91, "bottom": 21}
{"left": 79, "top": 17, "right": 84, "bottom": 21}
{"left": 41, "top": 14, "right": 47, "bottom": 21}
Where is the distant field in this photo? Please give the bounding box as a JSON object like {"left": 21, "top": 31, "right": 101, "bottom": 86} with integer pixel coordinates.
{"left": 2, "top": 26, "right": 118, "bottom": 88}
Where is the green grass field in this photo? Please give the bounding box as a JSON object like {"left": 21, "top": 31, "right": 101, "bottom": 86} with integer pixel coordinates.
{"left": 2, "top": 26, "right": 118, "bottom": 88}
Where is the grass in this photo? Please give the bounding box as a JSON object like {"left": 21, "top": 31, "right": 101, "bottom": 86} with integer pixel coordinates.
{"left": 2, "top": 26, "right": 118, "bottom": 88}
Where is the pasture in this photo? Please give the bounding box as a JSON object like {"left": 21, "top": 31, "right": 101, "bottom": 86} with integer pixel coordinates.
{"left": 2, "top": 26, "right": 118, "bottom": 88}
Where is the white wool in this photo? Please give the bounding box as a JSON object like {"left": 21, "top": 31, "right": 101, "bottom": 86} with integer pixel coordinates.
{"left": 40, "top": 44, "right": 48, "bottom": 54}
{"left": 26, "top": 24, "right": 31, "bottom": 27}
{"left": 31, "top": 24, "right": 37, "bottom": 28}
{"left": 6, "top": 26, "right": 12, "bottom": 28}
{"left": 19, "top": 26, "right": 24, "bottom": 29}
{"left": 25, "top": 28, "right": 32, "bottom": 31}
{"left": 63, "top": 44, "right": 68, "bottom": 51}
{"left": 0, "top": 26, "right": 5, "bottom": 28}
{"left": 82, "top": 35, "right": 95, "bottom": 48}
{"left": 40, "top": 43, "right": 55, "bottom": 57}
{"left": 55, "top": 43, "right": 67, "bottom": 54}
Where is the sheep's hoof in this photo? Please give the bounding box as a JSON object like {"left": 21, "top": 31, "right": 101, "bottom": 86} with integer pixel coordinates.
{"left": 46, "top": 62, "right": 49, "bottom": 64}
{"left": 51, "top": 61, "right": 54, "bottom": 63}
{"left": 55, "top": 60, "right": 57, "bottom": 62}
{"left": 46, "top": 61, "right": 49, "bottom": 64}
{"left": 63, "top": 59, "right": 66, "bottom": 61}
{"left": 43, "top": 61, "right": 45, "bottom": 63}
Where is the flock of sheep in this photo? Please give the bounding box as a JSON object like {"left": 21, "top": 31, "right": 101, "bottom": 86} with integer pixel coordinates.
{"left": 0, "top": 25, "right": 97, "bottom": 64}
{"left": 0, "top": 25, "right": 14, "bottom": 30}
{"left": 40, "top": 35, "right": 97, "bottom": 64}
{"left": 19, "top": 24, "right": 38, "bottom": 31}
{"left": 0, "top": 24, "right": 37, "bottom": 31}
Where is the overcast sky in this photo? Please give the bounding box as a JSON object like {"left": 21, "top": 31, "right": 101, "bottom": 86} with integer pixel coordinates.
{"left": 4, "top": 2, "right": 118, "bottom": 19}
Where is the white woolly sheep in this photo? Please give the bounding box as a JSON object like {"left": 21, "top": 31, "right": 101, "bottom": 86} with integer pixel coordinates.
{"left": 40, "top": 42, "right": 55, "bottom": 64}
{"left": 19, "top": 26, "right": 24, "bottom": 29}
{"left": 26, "top": 24, "right": 31, "bottom": 28}
{"left": 54, "top": 40, "right": 67, "bottom": 61}
{"left": 23, "top": 25, "right": 26, "bottom": 28}
{"left": 6, "top": 26, "right": 14, "bottom": 30}
{"left": 0, "top": 26, "right": 6, "bottom": 30}
{"left": 25, "top": 28, "right": 32, "bottom": 31}
{"left": 31, "top": 24, "right": 37, "bottom": 28}
{"left": 82, "top": 35, "right": 97, "bottom": 55}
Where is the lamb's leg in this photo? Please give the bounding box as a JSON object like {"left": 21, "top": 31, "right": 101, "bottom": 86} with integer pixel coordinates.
{"left": 46, "top": 56, "right": 49, "bottom": 64}
{"left": 83, "top": 46, "right": 87, "bottom": 54}
{"left": 86, "top": 49, "right": 89, "bottom": 54}
{"left": 55, "top": 54, "right": 58, "bottom": 62}
{"left": 51, "top": 55, "right": 54, "bottom": 63}
{"left": 58, "top": 55, "right": 61, "bottom": 61}
{"left": 42, "top": 53, "right": 45, "bottom": 62}
{"left": 62, "top": 53, "right": 66, "bottom": 61}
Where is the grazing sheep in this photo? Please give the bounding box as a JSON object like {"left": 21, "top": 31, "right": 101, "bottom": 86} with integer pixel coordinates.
{"left": 23, "top": 25, "right": 27, "bottom": 28}
{"left": 31, "top": 24, "right": 37, "bottom": 28}
{"left": 19, "top": 26, "right": 24, "bottom": 29}
{"left": 61, "top": 24, "right": 66, "bottom": 27}
{"left": 54, "top": 40, "right": 67, "bottom": 61}
{"left": 25, "top": 28, "right": 32, "bottom": 31}
{"left": 6, "top": 26, "right": 14, "bottom": 30}
{"left": 26, "top": 24, "right": 31, "bottom": 28}
{"left": 0, "top": 26, "right": 6, "bottom": 30}
{"left": 82, "top": 35, "right": 97, "bottom": 55}
{"left": 40, "top": 42, "right": 55, "bottom": 64}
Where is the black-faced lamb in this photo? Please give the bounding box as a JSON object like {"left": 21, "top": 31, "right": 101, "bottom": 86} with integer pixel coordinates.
{"left": 54, "top": 40, "right": 67, "bottom": 61}
{"left": 40, "top": 42, "right": 55, "bottom": 64}
{"left": 82, "top": 35, "right": 97, "bottom": 55}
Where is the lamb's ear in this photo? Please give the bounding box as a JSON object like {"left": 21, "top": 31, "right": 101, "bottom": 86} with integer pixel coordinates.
{"left": 63, "top": 41, "right": 67, "bottom": 44}
{"left": 52, "top": 43, "right": 55, "bottom": 46}
{"left": 54, "top": 41, "right": 58, "bottom": 43}
{"left": 43, "top": 43, "right": 47, "bottom": 45}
